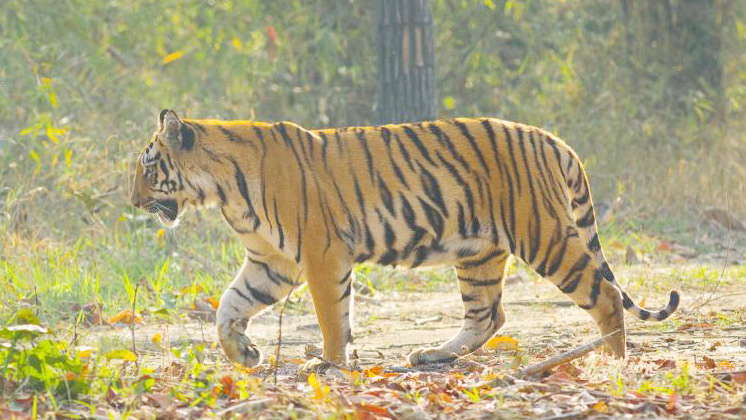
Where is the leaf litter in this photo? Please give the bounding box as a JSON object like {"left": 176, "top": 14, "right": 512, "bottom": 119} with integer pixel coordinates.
{"left": 2, "top": 263, "right": 745, "bottom": 418}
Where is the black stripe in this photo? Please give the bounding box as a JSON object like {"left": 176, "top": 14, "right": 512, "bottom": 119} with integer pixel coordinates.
{"left": 622, "top": 292, "right": 634, "bottom": 309}
{"left": 339, "top": 280, "right": 352, "bottom": 301}
{"left": 418, "top": 163, "right": 449, "bottom": 217}
{"left": 588, "top": 234, "right": 601, "bottom": 252}
{"left": 576, "top": 208, "right": 595, "bottom": 228}
{"left": 395, "top": 134, "right": 415, "bottom": 171}
{"left": 458, "top": 250, "right": 504, "bottom": 269}
{"left": 383, "top": 220, "right": 396, "bottom": 247}
{"left": 247, "top": 257, "right": 293, "bottom": 285}
{"left": 231, "top": 158, "right": 257, "bottom": 218}
{"left": 457, "top": 203, "right": 468, "bottom": 238}
{"left": 246, "top": 283, "right": 278, "bottom": 306}
{"left": 418, "top": 198, "right": 444, "bottom": 242}
{"left": 216, "top": 184, "right": 227, "bottom": 205}
{"left": 273, "top": 199, "right": 285, "bottom": 249}
{"left": 580, "top": 269, "right": 603, "bottom": 309}
{"left": 459, "top": 277, "right": 501, "bottom": 286}
{"left": 159, "top": 159, "right": 169, "bottom": 179}
{"left": 180, "top": 124, "right": 195, "bottom": 150}
{"left": 558, "top": 253, "right": 591, "bottom": 292}
{"left": 545, "top": 235, "right": 570, "bottom": 277}
{"left": 502, "top": 125, "right": 522, "bottom": 194}
{"left": 319, "top": 131, "right": 330, "bottom": 169}
{"left": 355, "top": 130, "right": 376, "bottom": 181}
{"left": 402, "top": 126, "right": 436, "bottom": 166}
{"left": 400, "top": 194, "right": 426, "bottom": 259}
{"left": 378, "top": 175, "right": 395, "bottom": 215}
{"left": 434, "top": 152, "right": 476, "bottom": 232}
{"left": 411, "top": 247, "right": 430, "bottom": 268}
{"left": 428, "top": 123, "right": 471, "bottom": 171}
{"left": 219, "top": 126, "right": 244, "bottom": 142}
{"left": 339, "top": 270, "right": 352, "bottom": 284}
{"left": 601, "top": 261, "right": 615, "bottom": 281}
{"left": 295, "top": 213, "right": 303, "bottom": 263}
{"left": 275, "top": 124, "right": 309, "bottom": 223}
{"left": 454, "top": 120, "right": 490, "bottom": 175}
{"left": 230, "top": 286, "right": 252, "bottom": 302}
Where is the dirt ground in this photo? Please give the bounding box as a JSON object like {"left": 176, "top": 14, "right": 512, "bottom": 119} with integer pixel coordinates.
{"left": 96, "top": 265, "right": 744, "bottom": 367}
{"left": 88, "top": 264, "right": 746, "bottom": 418}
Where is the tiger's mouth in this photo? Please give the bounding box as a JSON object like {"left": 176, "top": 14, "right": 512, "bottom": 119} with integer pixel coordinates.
{"left": 145, "top": 199, "right": 179, "bottom": 224}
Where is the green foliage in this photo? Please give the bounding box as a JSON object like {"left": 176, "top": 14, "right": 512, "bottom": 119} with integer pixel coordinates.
{"left": 1, "top": 324, "right": 90, "bottom": 399}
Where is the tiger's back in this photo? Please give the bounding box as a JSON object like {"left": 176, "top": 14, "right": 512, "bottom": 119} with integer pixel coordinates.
{"left": 307, "top": 118, "right": 580, "bottom": 271}
{"left": 131, "top": 111, "right": 679, "bottom": 369}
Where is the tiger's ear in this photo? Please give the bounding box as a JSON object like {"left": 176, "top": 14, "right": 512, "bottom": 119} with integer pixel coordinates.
{"left": 159, "top": 109, "right": 195, "bottom": 151}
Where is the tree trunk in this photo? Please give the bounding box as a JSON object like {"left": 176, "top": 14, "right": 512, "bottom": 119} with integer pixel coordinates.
{"left": 376, "top": 0, "right": 437, "bottom": 124}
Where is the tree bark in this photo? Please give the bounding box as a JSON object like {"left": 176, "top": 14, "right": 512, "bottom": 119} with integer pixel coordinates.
{"left": 377, "top": 0, "right": 437, "bottom": 124}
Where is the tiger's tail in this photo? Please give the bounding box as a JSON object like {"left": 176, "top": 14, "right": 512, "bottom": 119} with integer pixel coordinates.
{"left": 564, "top": 153, "right": 679, "bottom": 321}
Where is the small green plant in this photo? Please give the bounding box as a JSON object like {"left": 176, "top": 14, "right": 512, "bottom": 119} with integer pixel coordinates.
{"left": 0, "top": 324, "right": 90, "bottom": 400}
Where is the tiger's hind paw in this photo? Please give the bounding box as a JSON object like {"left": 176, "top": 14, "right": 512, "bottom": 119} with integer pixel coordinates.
{"left": 408, "top": 347, "right": 459, "bottom": 366}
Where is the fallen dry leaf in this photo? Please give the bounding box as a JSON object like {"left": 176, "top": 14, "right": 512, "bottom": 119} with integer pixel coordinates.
{"left": 108, "top": 309, "right": 142, "bottom": 325}
{"left": 484, "top": 336, "right": 520, "bottom": 351}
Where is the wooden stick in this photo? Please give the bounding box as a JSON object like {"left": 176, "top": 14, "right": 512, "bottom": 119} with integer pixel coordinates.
{"left": 515, "top": 330, "right": 621, "bottom": 379}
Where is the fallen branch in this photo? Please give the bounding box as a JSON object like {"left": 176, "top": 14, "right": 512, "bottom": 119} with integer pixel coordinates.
{"left": 214, "top": 397, "right": 272, "bottom": 416}
{"left": 514, "top": 330, "right": 621, "bottom": 379}
{"left": 504, "top": 300, "right": 575, "bottom": 307}
{"left": 414, "top": 315, "right": 442, "bottom": 325}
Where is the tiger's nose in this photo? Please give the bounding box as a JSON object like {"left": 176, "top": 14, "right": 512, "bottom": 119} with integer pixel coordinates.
{"left": 130, "top": 189, "right": 144, "bottom": 208}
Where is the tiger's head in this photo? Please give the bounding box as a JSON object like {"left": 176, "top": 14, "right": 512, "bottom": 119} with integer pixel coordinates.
{"left": 130, "top": 109, "right": 198, "bottom": 228}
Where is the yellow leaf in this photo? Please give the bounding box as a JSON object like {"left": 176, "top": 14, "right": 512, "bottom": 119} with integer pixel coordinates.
{"left": 341, "top": 369, "right": 361, "bottom": 382}
{"left": 104, "top": 349, "right": 137, "bottom": 361}
{"left": 364, "top": 365, "right": 384, "bottom": 377}
{"left": 206, "top": 296, "right": 220, "bottom": 310}
{"left": 162, "top": 51, "right": 185, "bottom": 65}
{"left": 29, "top": 150, "right": 41, "bottom": 174}
{"left": 119, "top": 214, "right": 127, "bottom": 222}
{"left": 443, "top": 96, "right": 456, "bottom": 110}
{"left": 77, "top": 346, "right": 95, "bottom": 358}
{"left": 179, "top": 283, "right": 203, "bottom": 295}
{"left": 592, "top": 401, "right": 608, "bottom": 413}
{"left": 108, "top": 309, "right": 142, "bottom": 325}
{"left": 484, "top": 336, "right": 520, "bottom": 351}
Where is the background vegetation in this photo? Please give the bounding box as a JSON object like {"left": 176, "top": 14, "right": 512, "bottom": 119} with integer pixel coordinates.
{"left": 0, "top": 0, "right": 744, "bottom": 417}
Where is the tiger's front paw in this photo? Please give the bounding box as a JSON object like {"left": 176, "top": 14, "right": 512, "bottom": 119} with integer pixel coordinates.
{"left": 408, "top": 347, "right": 459, "bottom": 366}
{"left": 220, "top": 332, "right": 262, "bottom": 368}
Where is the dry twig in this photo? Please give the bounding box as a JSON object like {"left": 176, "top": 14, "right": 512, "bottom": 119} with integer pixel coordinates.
{"left": 273, "top": 274, "right": 301, "bottom": 385}
{"left": 514, "top": 330, "right": 621, "bottom": 379}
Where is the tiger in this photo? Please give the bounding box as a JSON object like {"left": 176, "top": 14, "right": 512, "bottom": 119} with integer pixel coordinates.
{"left": 130, "top": 109, "right": 679, "bottom": 369}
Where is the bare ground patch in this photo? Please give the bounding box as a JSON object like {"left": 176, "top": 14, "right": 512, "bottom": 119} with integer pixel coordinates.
{"left": 71, "top": 264, "right": 746, "bottom": 419}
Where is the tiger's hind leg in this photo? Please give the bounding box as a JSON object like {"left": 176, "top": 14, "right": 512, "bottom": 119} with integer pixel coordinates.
{"left": 409, "top": 251, "right": 509, "bottom": 366}
{"left": 216, "top": 256, "right": 298, "bottom": 367}
{"left": 531, "top": 228, "right": 626, "bottom": 357}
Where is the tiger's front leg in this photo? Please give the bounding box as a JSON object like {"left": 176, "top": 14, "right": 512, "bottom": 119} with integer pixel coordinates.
{"left": 301, "top": 258, "right": 355, "bottom": 372}
{"left": 216, "top": 255, "right": 298, "bottom": 367}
